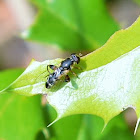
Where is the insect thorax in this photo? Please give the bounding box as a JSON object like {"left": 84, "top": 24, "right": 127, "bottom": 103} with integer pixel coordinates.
{"left": 61, "top": 58, "right": 73, "bottom": 69}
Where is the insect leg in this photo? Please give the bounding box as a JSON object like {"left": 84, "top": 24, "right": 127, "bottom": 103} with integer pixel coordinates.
{"left": 70, "top": 70, "right": 79, "bottom": 78}
{"left": 73, "top": 66, "right": 82, "bottom": 70}
{"left": 34, "top": 71, "right": 48, "bottom": 83}
{"left": 65, "top": 75, "right": 70, "bottom": 82}
{"left": 44, "top": 74, "right": 49, "bottom": 78}
{"left": 47, "top": 65, "right": 57, "bottom": 73}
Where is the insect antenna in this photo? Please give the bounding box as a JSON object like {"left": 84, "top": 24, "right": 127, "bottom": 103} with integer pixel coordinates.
{"left": 34, "top": 70, "right": 49, "bottom": 83}
{"left": 78, "top": 51, "right": 83, "bottom": 57}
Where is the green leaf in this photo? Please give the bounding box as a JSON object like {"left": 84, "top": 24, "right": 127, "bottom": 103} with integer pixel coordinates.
{"left": 41, "top": 105, "right": 135, "bottom": 140}
{"left": 0, "top": 69, "right": 23, "bottom": 91}
{"left": 1, "top": 16, "right": 140, "bottom": 134}
{"left": 0, "top": 69, "right": 46, "bottom": 140}
{"left": 22, "top": 0, "right": 119, "bottom": 51}
{"left": 100, "top": 112, "right": 135, "bottom": 140}
{"left": 43, "top": 104, "right": 87, "bottom": 140}
{"left": 45, "top": 45, "right": 140, "bottom": 133}
{"left": 82, "top": 16, "right": 140, "bottom": 71}
{"left": 134, "top": 0, "right": 140, "bottom": 5}
{"left": 77, "top": 113, "right": 135, "bottom": 140}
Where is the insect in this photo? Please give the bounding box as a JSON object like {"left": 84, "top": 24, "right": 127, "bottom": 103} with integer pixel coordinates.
{"left": 45, "top": 53, "right": 81, "bottom": 89}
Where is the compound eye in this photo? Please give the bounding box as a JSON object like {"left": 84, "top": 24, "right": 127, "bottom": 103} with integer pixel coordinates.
{"left": 73, "top": 55, "right": 80, "bottom": 63}
{"left": 73, "top": 55, "right": 78, "bottom": 59}
{"left": 71, "top": 54, "right": 78, "bottom": 61}
{"left": 77, "top": 57, "right": 80, "bottom": 64}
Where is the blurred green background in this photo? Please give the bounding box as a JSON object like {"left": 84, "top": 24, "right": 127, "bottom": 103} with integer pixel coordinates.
{"left": 0, "top": 0, "right": 140, "bottom": 139}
